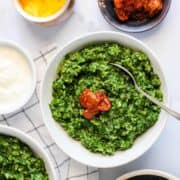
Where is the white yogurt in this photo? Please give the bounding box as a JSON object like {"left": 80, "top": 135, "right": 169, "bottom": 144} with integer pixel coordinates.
{"left": 0, "top": 46, "right": 33, "bottom": 113}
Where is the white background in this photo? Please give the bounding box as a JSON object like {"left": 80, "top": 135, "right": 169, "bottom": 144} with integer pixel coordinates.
{"left": 1, "top": 1, "right": 180, "bottom": 179}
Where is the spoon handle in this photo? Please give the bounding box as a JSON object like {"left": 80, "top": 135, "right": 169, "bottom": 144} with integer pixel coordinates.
{"left": 136, "top": 86, "right": 180, "bottom": 120}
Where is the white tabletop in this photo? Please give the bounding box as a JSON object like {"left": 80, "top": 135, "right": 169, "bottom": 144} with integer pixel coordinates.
{"left": 1, "top": 1, "right": 180, "bottom": 180}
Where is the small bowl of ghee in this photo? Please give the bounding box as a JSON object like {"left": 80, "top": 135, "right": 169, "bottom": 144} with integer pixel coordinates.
{"left": 14, "top": 0, "right": 71, "bottom": 26}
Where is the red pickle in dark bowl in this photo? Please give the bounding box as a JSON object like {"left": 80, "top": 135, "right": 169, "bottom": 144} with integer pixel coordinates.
{"left": 98, "top": 0, "right": 171, "bottom": 33}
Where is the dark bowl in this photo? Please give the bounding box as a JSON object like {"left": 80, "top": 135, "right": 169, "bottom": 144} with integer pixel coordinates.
{"left": 98, "top": 0, "right": 171, "bottom": 33}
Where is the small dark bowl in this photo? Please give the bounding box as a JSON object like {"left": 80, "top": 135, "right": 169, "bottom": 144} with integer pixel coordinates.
{"left": 98, "top": 0, "right": 171, "bottom": 33}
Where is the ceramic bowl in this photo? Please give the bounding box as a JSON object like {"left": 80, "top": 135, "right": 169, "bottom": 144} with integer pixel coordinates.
{"left": 14, "top": 0, "right": 71, "bottom": 26}
{"left": 40, "top": 31, "right": 169, "bottom": 168}
{"left": 98, "top": 0, "right": 172, "bottom": 33}
{"left": 0, "top": 40, "right": 36, "bottom": 115}
{"left": 0, "top": 125, "right": 57, "bottom": 180}
{"left": 117, "top": 169, "right": 179, "bottom": 180}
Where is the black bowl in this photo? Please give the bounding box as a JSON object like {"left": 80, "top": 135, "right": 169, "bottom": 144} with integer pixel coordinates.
{"left": 98, "top": 0, "right": 171, "bottom": 33}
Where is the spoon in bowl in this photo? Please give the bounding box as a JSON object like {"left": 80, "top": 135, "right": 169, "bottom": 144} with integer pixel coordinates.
{"left": 110, "top": 63, "right": 180, "bottom": 120}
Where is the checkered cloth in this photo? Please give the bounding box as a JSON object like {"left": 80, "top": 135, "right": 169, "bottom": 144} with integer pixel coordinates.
{"left": 0, "top": 45, "right": 99, "bottom": 180}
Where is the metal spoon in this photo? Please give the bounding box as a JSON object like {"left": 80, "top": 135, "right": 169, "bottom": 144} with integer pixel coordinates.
{"left": 110, "top": 63, "right": 180, "bottom": 120}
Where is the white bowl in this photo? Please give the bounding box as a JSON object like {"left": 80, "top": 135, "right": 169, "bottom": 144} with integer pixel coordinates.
{"left": 14, "top": 0, "right": 71, "bottom": 24}
{"left": 0, "top": 125, "right": 57, "bottom": 180}
{"left": 0, "top": 40, "right": 36, "bottom": 115}
{"left": 117, "top": 169, "right": 179, "bottom": 180}
{"left": 40, "top": 31, "right": 170, "bottom": 168}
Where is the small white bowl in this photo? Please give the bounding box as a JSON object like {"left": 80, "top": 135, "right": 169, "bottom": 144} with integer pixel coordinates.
{"left": 40, "top": 31, "right": 170, "bottom": 168}
{"left": 14, "top": 0, "right": 71, "bottom": 24}
{"left": 0, "top": 40, "right": 36, "bottom": 115}
{"left": 0, "top": 125, "right": 57, "bottom": 180}
{"left": 117, "top": 169, "right": 179, "bottom": 180}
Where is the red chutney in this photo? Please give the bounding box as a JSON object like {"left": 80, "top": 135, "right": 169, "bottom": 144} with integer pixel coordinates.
{"left": 114, "top": 0, "right": 163, "bottom": 21}
{"left": 80, "top": 89, "right": 111, "bottom": 120}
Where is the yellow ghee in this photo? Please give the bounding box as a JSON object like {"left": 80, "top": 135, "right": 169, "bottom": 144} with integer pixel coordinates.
{"left": 19, "top": 0, "right": 67, "bottom": 17}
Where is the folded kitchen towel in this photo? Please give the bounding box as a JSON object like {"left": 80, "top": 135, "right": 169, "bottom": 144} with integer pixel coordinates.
{"left": 0, "top": 44, "right": 99, "bottom": 180}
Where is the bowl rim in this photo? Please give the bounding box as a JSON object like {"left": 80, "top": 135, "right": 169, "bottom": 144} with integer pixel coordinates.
{"left": 0, "top": 40, "right": 36, "bottom": 115}
{"left": 14, "top": 0, "right": 71, "bottom": 23}
{"left": 98, "top": 0, "right": 172, "bottom": 33}
{"left": 0, "top": 125, "right": 57, "bottom": 180}
{"left": 116, "top": 169, "right": 179, "bottom": 180}
{"left": 40, "top": 31, "right": 170, "bottom": 168}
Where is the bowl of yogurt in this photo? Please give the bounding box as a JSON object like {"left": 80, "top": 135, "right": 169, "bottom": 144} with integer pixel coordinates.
{"left": 0, "top": 41, "right": 36, "bottom": 114}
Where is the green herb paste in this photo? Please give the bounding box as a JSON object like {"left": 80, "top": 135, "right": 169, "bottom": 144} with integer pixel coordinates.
{"left": 50, "top": 43, "right": 163, "bottom": 155}
{"left": 0, "top": 135, "right": 48, "bottom": 180}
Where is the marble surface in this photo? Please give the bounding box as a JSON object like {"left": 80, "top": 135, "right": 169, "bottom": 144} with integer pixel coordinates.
{"left": 1, "top": 1, "right": 180, "bottom": 180}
